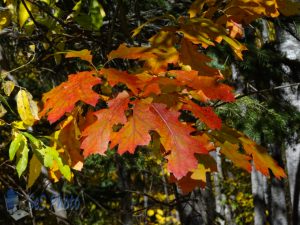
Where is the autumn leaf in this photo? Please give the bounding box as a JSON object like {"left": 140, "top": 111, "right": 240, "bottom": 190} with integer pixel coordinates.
{"left": 149, "top": 103, "right": 209, "bottom": 179}
{"left": 27, "top": 154, "right": 42, "bottom": 188}
{"left": 217, "top": 141, "right": 252, "bottom": 172}
{"left": 217, "top": 0, "right": 280, "bottom": 25}
{"left": 16, "top": 90, "right": 39, "bottom": 126}
{"left": 139, "top": 75, "right": 181, "bottom": 97}
{"left": 170, "top": 172, "right": 205, "bottom": 194}
{"left": 212, "top": 125, "right": 286, "bottom": 178}
{"left": 110, "top": 100, "right": 155, "bottom": 154}
{"left": 65, "top": 49, "right": 93, "bottom": 64}
{"left": 40, "top": 71, "right": 101, "bottom": 123}
{"left": 81, "top": 91, "right": 130, "bottom": 156}
{"left": 179, "top": 39, "right": 220, "bottom": 76}
{"left": 144, "top": 47, "right": 179, "bottom": 74}
{"left": 240, "top": 137, "right": 286, "bottom": 178}
{"left": 171, "top": 70, "right": 235, "bottom": 102}
{"left": 107, "top": 43, "right": 155, "bottom": 60}
{"left": 54, "top": 115, "right": 84, "bottom": 171}
{"left": 178, "top": 18, "right": 224, "bottom": 48}
{"left": 182, "top": 99, "right": 222, "bottom": 129}
{"left": 19, "top": 0, "right": 31, "bottom": 28}
{"left": 100, "top": 68, "right": 140, "bottom": 95}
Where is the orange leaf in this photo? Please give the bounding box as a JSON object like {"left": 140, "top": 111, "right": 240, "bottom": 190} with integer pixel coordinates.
{"left": 212, "top": 125, "right": 286, "bottom": 178}
{"left": 54, "top": 116, "right": 84, "bottom": 171}
{"left": 107, "top": 43, "right": 155, "bottom": 60}
{"left": 40, "top": 71, "right": 101, "bottom": 123}
{"left": 144, "top": 47, "right": 179, "bottom": 74}
{"left": 81, "top": 92, "right": 130, "bottom": 156}
{"left": 179, "top": 39, "right": 220, "bottom": 76}
{"left": 100, "top": 68, "right": 141, "bottom": 95}
{"left": 218, "top": 141, "right": 252, "bottom": 172}
{"left": 170, "top": 154, "right": 217, "bottom": 194}
{"left": 170, "top": 172, "right": 205, "bottom": 194}
{"left": 150, "top": 103, "right": 208, "bottom": 179}
{"left": 239, "top": 137, "right": 286, "bottom": 178}
{"left": 182, "top": 99, "right": 222, "bottom": 129}
{"left": 179, "top": 18, "right": 224, "bottom": 47}
{"left": 110, "top": 100, "right": 155, "bottom": 154}
{"left": 65, "top": 49, "right": 93, "bottom": 64}
{"left": 171, "top": 70, "right": 235, "bottom": 102}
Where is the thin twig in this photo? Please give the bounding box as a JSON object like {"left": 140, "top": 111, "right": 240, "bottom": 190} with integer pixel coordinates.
{"left": 1, "top": 54, "right": 35, "bottom": 77}
{"left": 215, "top": 82, "right": 300, "bottom": 108}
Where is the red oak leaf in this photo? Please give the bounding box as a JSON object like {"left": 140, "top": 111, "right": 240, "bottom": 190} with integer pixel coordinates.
{"left": 110, "top": 100, "right": 156, "bottom": 154}
{"left": 108, "top": 43, "right": 155, "bottom": 60}
{"left": 240, "top": 137, "right": 286, "bottom": 178}
{"left": 218, "top": 141, "right": 252, "bottom": 172}
{"left": 40, "top": 71, "right": 101, "bottom": 123}
{"left": 171, "top": 70, "right": 235, "bottom": 102}
{"left": 182, "top": 99, "right": 222, "bottom": 129}
{"left": 100, "top": 68, "right": 140, "bottom": 95}
{"left": 150, "top": 103, "right": 208, "bottom": 179}
{"left": 179, "top": 39, "right": 220, "bottom": 76}
{"left": 81, "top": 92, "right": 130, "bottom": 157}
{"left": 65, "top": 49, "right": 93, "bottom": 64}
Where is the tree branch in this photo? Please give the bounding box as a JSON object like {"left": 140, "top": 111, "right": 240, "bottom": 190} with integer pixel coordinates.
{"left": 215, "top": 82, "right": 300, "bottom": 107}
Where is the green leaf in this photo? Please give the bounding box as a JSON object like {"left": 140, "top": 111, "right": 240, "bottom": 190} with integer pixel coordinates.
{"left": 74, "top": 0, "right": 105, "bottom": 31}
{"left": 16, "top": 142, "right": 29, "bottom": 177}
{"left": 89, "top": 0, "right": 105, "bottom": 30}
{"left": 0, "top": 94, "right": 15, "bottom": 114}
{"left": 23, "top": 132, "right": 72, "bottom": 181}
{"left": 9, "top": 132, "right": 25, "bottom": 161}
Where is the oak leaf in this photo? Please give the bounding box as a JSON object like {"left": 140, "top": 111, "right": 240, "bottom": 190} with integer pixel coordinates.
{"left": 182, "top": 99, "right": 222, "bottom": 130}
{"left": 171, "top": 70, "right": 235, "bottom": 102}
{"left": 107, "top": 43, "right": 155, "bottom": 60}
{"left": 65, "top": 49, "right": 93, "bottom": 64}
{"left": 179, "top": 39, "right": 220, "bottom": 76}
{"left": 81, "top": 92, "right": 130, "bottom": 156}
{"left": 100, "top": 68, "right": 140, "bottom": 95}
{"left": 40, "top": 71, "right": 101, "bottom": 123}
{"left": 149, "top": 103, "right": 209, "bottom": 179}
{"left": 218, "top": 141, "right": 252, "bottom": 172}
{"left": 110, "top": 100, "right": 155, "bottom": 154}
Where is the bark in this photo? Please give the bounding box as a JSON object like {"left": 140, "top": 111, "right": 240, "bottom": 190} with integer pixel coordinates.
{"left": 212, "top": 150, "right": 233, "bottom": 225}
{"left": 278, "top": 15, "right": 300, "bottom": 225}
{"left": 269, "top": 144, "right": 288, "bottom": 225}
{"left": 251, "top": 168, "right": 267, "bottom": 225}
{"left": 286, "top": 144, "right": 300, "bottom": 225}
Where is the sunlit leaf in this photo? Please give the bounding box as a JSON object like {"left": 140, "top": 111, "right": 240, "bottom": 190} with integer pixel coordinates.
{"left": 16, "top": 89, "right": 39, "bottom": 126}
{"left": 27, "top": 154, "right": 42, "bottom": 188}
{"left": 40, "top": 71, "right": 101, "bottom": 123}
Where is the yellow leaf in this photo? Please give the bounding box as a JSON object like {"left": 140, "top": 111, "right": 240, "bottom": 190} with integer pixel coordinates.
{"left": 0, "top": 103, "right": 7, "bottom": 118}
{"left": 12, "top": 120, "right": 28, "bottom": 130}
{"left": 16, "top": 90, "right": 39, "bottom": 126}
{"left": 0, "top": 9, "right": 11, "bottom": 30}
{"left": 190, "top": 163, "right": 210, "bottom": 182}
{"left": 0, "top": 119, "right": 5, "bottom": 126}
{"left": 27, "top": 154, "right": 42, "bottom": 188}
{"left": 65, "top": 49, "right": 93, "bottom": 64}
{"left": 2, "top": 80, "right": 15, "bottom": 96}
{"left": 19, "top": 0, "right": 32, "bottom": 28}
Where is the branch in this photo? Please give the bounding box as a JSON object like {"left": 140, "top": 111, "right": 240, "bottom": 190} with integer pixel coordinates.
{"left": 215, "top": 82, "right": 300, "bottom": 107}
